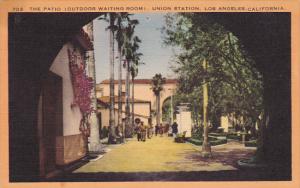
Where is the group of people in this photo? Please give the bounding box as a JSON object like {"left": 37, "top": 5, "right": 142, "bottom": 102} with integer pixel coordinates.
{"left": 154, "top": 121, "right": 179, "bottom": 137}
{"left": 135, "top": 121, "right": 152, "bottom": 142}
{"left": 135, "top": 120, "right": 179, "bottom": 141}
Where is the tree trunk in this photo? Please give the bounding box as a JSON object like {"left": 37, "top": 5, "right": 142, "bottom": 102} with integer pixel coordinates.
{"left": 125, "top": 60, "right": 131, "bottom": 137}
{"left": 86, "top": 22, "right": 102, "bottom": 152}
{"left": 108, "top": 14, "right": 116, "bottom": 144}
{"left": 117, "top": 43, "right": 123, "bottom": 139}
{"left": 201, "top": 59, "right": 211, "bottom": 158}
{"left": 132, "top": 76, "right": 135, "bottom": 127}
{"left": 156, "top": 94, "right": 160, "bottom": 125}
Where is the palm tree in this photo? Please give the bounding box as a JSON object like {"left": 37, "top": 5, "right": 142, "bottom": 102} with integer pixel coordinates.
{"left": 107, "top": 13, "right": 118, "bottom": 144}
{"left": 85, "top": 21, "right": 102, "bottom": 152}
{"left": 122, "top": 19, "right": 139, "bottom": 137}
{"left": 130, "top": 36, "right": 142, "bottom": 127}
{"left": 115, "top": 13, "right": 129, "bottom": 141}
{"left": 151, "top": 74, "right": 166, "bottom": 126}
{"left": 131, "top": 65, "right": 138, "bottom": 126}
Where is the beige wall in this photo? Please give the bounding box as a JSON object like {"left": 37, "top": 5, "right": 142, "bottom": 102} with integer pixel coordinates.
{"left": 49, "top": 42, "right": 83, "bottom": 136}
{"left": 99, "top": 102, "right": 151, "bottom": 128}
{"left": 99, "top": 108, "right": 110, "bottom": 127}
{"left": 97, "top": 82, "right": 177, "bottom": 124}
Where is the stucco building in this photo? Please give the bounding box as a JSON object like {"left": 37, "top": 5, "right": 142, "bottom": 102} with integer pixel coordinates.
{"left": 96, "top": 79, "right": 178, "bottom": 127}
{"left": 37, "top": 26, "right": 93, "bottom": 178}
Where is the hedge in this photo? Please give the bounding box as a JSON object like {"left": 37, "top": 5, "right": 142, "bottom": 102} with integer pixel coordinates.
{"left": 226, "top": 133, "right": 241, "bottom": 140}
{"left": 209, "top": 132, "right": 227, "bottom": 137}
{"left": 187, "top": 138, "right": 203, "bottom": 146}
{"left": 245, "top": 140, "right": 257, "bottom": 147}
{"left": 187, "top": 138, "right": 227, "bottom": 146}
{"left": 210, "top": 138, "right": 227, "bottom": 146}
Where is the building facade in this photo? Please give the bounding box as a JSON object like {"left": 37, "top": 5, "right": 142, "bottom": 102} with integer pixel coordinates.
{"left": 96, "top": 79, "right": 178, "bottom": 127}
{"left": 37, "top": 27, "right": 93, "bottom": 178}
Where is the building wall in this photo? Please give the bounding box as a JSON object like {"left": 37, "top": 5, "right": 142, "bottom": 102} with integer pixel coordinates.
{"left": 48, "top": 42, "right": 87, "bottom": 166}
{"left": 97, "top": 82, "right": 177, "bottom": 124}
{"left": 99, "top": 102, "right": 151, "bottom": 129}
{"left": 50, "top": 42, "right": 83, "bottom": 136}
{"left": 37, "top": 41, "right": 88, "bottom": 175}
{"left": 99, "top": 108, "right": 110, "bottom": 127}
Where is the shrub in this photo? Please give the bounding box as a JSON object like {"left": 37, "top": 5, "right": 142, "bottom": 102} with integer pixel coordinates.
{"left": 245, "top": 139, "right": 257, "bottom": 147}
{"left": 209, "top": 132, "right": 227, "bottom": 137}
{"left": 227, "top": 133, "right": 241, "bottom": 140}
{"left": 210, "top": 138, "right": 227, "bottom": 146}
{"left": 187, "top": 137, "right": 227, "bottom": 146}
{"left": 191, "top": 126, "right": 203, "bottom": 139}
{"left": 187, "top": 138, "right": 203, "bottom": 145}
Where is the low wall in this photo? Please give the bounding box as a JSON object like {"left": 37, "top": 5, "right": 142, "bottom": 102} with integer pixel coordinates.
{"left": 56, "top": 134, "right": 87, "bottom": 165}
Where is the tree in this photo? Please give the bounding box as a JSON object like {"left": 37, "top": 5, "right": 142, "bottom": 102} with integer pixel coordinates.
{"left": 85, "top": 21, "right": 102, "bottom": 152}
{"left": 130, "top": 36, "right": 142, "bottom": 128}
{"left": 107, "top": 13, "right": 118, "bottom": 144}
{"left": 122, "top": 18, "right": 139, "bottom": 137}
{"left": 151, "top": 74, "right": 166, "bottom": 126}
{"left": 163, "top": 13, "right": 263, "bottom": 156}
{"left": 99, "top": 13, "right": 141, "bottom": 140}
{"left": 115, "top": 13, "right": 130, "bottom": 141}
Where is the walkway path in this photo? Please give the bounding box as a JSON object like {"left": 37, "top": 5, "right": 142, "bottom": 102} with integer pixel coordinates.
{"left": 73, "top": 136, "right": 255, "bottom": 173}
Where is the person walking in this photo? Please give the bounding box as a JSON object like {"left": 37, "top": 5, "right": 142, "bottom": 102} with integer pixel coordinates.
{"left": 135, "top": 122, "right": 142, "bottom": 141}
{"left": 140, "top": 122, "right": 146, "bottom": 142}
{"left": 147, "top": 124, "right": 152, "bottom": 139}
{"left": 155, "top": 124, "right": 159, "bottom": 136}
{"left": 172, "top": 121, "right": 178, "bottom": 137}
{"left": 159, "top": 123, "right": 164, "bottom": 137}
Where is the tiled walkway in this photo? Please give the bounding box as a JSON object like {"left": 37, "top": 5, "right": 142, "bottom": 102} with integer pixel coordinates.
{"left": 74, "top": 136, "right": 255, "bottom": 173}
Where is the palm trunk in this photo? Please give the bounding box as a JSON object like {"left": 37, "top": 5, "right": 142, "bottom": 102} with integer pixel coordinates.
{"left": 117, "top": 44, "right": 123, "bottom": 136}
{"left": 156, "top": 94, "right": 160, "bottom": 125}
{"left": 131, "top": 76, "right": 135, "bottom": 127}
{"left": 108, "top": 14, "right": 116, "bottom": 144}
{"left": 125, "top": 60, "right": 131, "bottom": 137}
{"left": 86, "top": 22, "right": 101, "bottom": 152}
{"left": 201, "top": 59, "right": 211, "bottom": 158}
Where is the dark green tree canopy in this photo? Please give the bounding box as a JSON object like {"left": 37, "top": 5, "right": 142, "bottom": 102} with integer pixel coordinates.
{"left": 151, "top": 73, "right": 166, "bottom": 96}
{"left": 163, "top": 13, "right": 263, "bottom": 126}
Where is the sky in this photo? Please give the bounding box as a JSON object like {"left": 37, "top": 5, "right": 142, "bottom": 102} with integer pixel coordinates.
{"left": 93, "top": 13, "right": 176, "bottom": 83}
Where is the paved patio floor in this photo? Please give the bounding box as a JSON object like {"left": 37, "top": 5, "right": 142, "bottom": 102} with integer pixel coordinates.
{"left": 74, "top": 136, "right": 255, "bottom": 173}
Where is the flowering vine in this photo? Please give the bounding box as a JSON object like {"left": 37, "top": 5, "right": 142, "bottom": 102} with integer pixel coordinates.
{"left": 68, "top": 48, "right": 94, "bottom": 136}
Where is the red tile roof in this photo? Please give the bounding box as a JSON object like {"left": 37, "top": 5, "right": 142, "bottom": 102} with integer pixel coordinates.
{"left": 99, "top": 79, "right": 178, "bottom": 85}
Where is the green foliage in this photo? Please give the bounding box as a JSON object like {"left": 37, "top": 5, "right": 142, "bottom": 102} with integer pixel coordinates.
{"left": 151, "top": 74, "right": 166, "bottom": 96}
{"left": 245, "top": 139, "right": 257, "bottom": 147}
{"left": 162, "top": 97, "right": 171, "bottom": 121}
{"left": 187, "top": 137, "right": 227, "bottom": 146}
{"left": 187, "top": 138, "right": 203, "bottom": 146}
{"left": 191, "top": 126, "right": 203, "bottom": 140}
{"left": 209, "top": 132, "right": 227, "bottom": 137}
{"left": 210, "top": 138, "right": 227, "bottom": 146}
{"left": 162, "top": 13, "right": 263, "bottom": 129}
{"left": 226, "top": 133, "right": 241, "bottom": 140}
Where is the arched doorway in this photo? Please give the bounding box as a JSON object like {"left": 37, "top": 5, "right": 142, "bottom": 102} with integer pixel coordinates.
{"left": 161, "top": 96, "right": 172, "bottom": 123}
{"left": 9, "top": 13, "right": 101, "bottom": 181}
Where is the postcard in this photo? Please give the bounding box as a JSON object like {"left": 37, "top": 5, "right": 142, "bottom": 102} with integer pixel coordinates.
{"left": 0, "top": 0, "right": 299, "bottom": 188}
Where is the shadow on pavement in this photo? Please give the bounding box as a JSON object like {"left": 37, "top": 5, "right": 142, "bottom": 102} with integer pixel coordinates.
{"left": 50, "top": 168, "right": 291, "bottom": 182}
